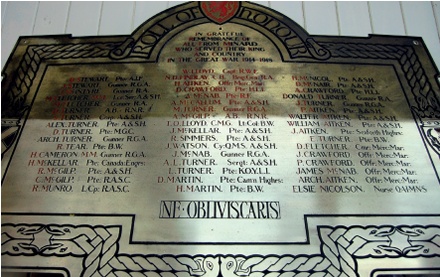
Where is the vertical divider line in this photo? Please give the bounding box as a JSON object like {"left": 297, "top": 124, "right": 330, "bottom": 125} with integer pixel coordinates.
{"left": 431, "top": 2, "right": 440, "bottom": 45}
{"left": 302, "top": 1, "right": 307, "bottom": 32}
{"left": 97, "top": 1, "right": 104, "bottom": 35}
{"left": 301, "top": 1, "right": 307, "bottom": 31}
{"left": 399, "top": 1, "right": 408, "bottom": 36}
{"left": 31, "top": 1, "right": 41, "bottom": 35}
{"left": 1, "top": 1, "right": 9, "bottom": 30}
{"left": 131, "top": 1, "right": 136, "bottom": 33}
{"left": 367, "top": 1, "right": 374, "bottom": 34}
{"left": 64, "top": 1, "right": 72, "bottom": 34}
{"left": 335, "top": 1, "right": 341, "bottom": 35}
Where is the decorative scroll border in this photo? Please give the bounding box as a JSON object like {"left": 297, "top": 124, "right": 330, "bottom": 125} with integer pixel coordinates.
{"left": 322, "top": 42, "right": 440, "bottom": 119}
{"left": 321, "top": 41, "right": 440, "bottom": 155}
{"left": 110, "top": 2, "right": 330, "bottom": 61}
{"left": 2, "top": 42, "right": 118, "bottom": 119}
{"left": 2, "top": 223, "right": 440, "bottom": 276}
{"left": 2, "top": 1, "right": 440, "bottom": 275}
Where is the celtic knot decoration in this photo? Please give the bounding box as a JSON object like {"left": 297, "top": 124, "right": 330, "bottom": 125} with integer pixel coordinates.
{"left": 2, "top": 223, "right": 439, "bottom": 276}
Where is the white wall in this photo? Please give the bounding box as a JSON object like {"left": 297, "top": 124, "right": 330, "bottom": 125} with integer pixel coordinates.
{"left": 1, "top": 1, "right": 440, "bottom": 70}
{"left": 0, "top": 2, "right": 439, "bottom": 275}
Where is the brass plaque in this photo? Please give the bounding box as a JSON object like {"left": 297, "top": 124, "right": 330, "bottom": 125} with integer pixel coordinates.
{"left": 2, "top": 2, "right": 440, "bottom": 275}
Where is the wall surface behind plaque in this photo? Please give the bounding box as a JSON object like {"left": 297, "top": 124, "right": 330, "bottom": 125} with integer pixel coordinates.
{"left": 0, "top": 2, "right": 440, "bottom": 276}
{"left": 1, "top": 1, "right": 440, "bottom": 71}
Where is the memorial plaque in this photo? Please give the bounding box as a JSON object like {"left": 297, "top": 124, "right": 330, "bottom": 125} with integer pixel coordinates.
{"left": 2, "top": 2, "right": 440, "bottom": 276}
